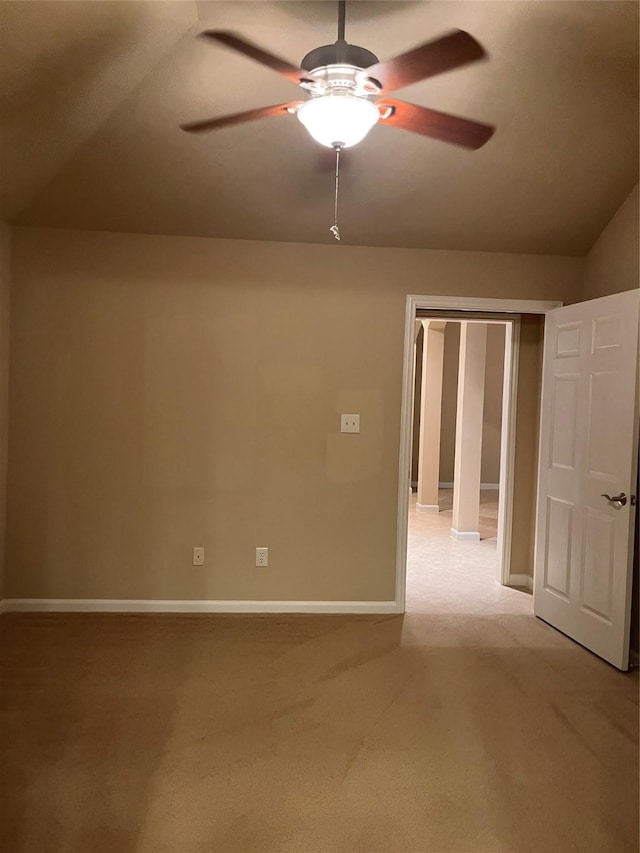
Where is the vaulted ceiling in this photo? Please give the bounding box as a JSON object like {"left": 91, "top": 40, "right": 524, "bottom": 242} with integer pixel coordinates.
{"left": 1, "top": 0, "right": 638, "bottom": 254}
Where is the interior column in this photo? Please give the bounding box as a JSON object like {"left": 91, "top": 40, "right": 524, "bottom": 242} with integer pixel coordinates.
{"left": 451, "top": 322, "right": 487, "bottom": 540}
{"left": 416, "top": 320, "right": 446, "bottom": 512}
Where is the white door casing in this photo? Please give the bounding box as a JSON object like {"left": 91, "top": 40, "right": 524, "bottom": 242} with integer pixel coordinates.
{"left": 396, "top": 296, "right": 561, "bottom": 611}
{"left": 534, "top": 290, "right": 639, "bottom": 670}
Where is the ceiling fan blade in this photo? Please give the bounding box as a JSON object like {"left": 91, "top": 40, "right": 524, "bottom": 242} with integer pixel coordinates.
{"left": 200, "top": 31, "right": 310, "bottom": 85}
{"left": 365, "top": 30, "right": 486, "bottom": 93}
{"left": 181, "top": 101, "right": 302, "bottom": 134}
{"left": 376, "top": 98, "right": 494, "bottom": 149}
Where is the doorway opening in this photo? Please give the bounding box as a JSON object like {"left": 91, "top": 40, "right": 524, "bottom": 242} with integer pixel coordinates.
{"left": 407, "top": 318, "right": 511, "bottom": 611}
{"left": 395, "top": 296, "right": 562, "bottom": 612}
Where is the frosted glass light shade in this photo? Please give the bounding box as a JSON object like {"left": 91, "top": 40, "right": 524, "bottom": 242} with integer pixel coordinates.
{"left": 297, "top": 95, "right": 379, "bottom": 149}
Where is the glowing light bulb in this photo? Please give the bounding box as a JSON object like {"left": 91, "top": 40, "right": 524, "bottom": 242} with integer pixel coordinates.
{"left": 297, "top": 95, "right": 379, "bottom": 148}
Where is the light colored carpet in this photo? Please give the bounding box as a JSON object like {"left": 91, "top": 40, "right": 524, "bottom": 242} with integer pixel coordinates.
{"left": 1, "top": 499, "right": 638, "bottom": 852}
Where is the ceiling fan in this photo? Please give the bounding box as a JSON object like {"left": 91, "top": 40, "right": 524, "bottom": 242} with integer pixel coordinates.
{"left": 180, "top": 1, "right": 495, "bottom": 152}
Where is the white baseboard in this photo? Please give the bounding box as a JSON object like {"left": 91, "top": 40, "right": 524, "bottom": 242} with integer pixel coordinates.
{"left": 508, "top": 574, "right": 533, "bottom": 591}
{"left": 416, "top": 503, "right": 439, "bottom": 513}
{"left": 439, "top": 482, "right": 500, "bottom": 490}
{"left": 0, "top": 599, "right": 401, "bottom": 615}
{"left": 450, "top": 529, "right": 481, "bottom": 542}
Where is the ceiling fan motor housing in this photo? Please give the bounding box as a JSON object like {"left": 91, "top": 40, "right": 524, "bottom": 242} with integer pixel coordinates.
{"left": 301, "top": 41, "right": 379, "bottom": 75}
{"left": 299, "top": 65, "right": 381, "bottom": 98}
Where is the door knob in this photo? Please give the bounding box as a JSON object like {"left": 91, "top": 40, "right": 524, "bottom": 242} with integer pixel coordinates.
{"left": 601, "top": 492, "right": 627, "bottom": 507}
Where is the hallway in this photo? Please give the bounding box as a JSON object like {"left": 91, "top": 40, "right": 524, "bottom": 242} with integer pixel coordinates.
{"left": 406, "top": 489, "right": 533, "bottom": 615}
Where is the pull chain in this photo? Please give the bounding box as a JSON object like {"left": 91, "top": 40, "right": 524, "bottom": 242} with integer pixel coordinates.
{"left": 330, "top": 146, "right": 342, "bottom": 241}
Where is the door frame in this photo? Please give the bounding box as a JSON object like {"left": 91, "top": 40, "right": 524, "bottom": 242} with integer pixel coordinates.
{"left": 395, "top": 295, "right": 562, "bottom": 612}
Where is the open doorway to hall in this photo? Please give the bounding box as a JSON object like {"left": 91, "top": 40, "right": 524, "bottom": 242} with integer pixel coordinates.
{"left": 407, "top": 318, "right": 530, "bottom": 613}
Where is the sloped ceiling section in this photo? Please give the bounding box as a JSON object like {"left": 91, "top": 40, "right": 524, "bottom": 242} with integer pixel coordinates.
{"left": 0, "top": 0, "right": 198, "bottom": 219}
{"left": 1, "top": 0, "right": 638, "bottom": 254}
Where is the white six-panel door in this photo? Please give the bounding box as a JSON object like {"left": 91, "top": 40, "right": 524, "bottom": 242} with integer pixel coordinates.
{"left": 534, "top": 290, "right": 639, "bottom": 670}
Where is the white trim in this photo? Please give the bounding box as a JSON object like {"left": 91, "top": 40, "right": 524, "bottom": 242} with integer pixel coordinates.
{"left": 0, "top": 599, "right": 401, "bottom": 615}
{"left": 408, "top": 295, "right": 562, "bottom": 314}
{"left": 450, "top": 529, "right": 481, "bottom": 542}
{"left": 395, "top": 296, "right": 418, "bottom": 611}
{"left": 508, "top": 574, "right": 533, "bottom": 591}
{"left": 0, "top": 599, "right": 7, "bottom": 614}
{"left": 396, "top": 295, "right": 563, "bottom": 613}
{"left": 438, "top": 482, "right": 500, "bottom": 490}
{"left": 497, "top": 319, "right": 520, "bottom": 585}
{"left": 416, "top": 503, "right": 439, "bottom": 513}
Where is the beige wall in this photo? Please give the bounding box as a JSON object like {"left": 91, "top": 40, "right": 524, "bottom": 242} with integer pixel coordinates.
{"left": 510, "top": 314, "right": 545, "bottom": 579}
{"left": 0, "top": 223, "right": 9, "bottom": 597}
{"left": 6, "top": 227, "right": 584, "bottom": 602}
{"left": 581, "top": 183, "right": 639, "bottom": 301}
{"left": 481, "top": 324, "right": 506, "bottom": 483}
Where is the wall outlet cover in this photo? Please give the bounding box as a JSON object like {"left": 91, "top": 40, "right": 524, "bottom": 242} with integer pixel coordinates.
{"left": 341, "top": 414, "right": 360, "bottom": 433}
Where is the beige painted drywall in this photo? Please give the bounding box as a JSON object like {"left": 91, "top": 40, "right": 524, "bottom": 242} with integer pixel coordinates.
{"left": 6, "top": 227, "right": 583, "bottom": 602}
{"left": 510, "top": 314, "right": 545, "bottom": 580}
{"left": 582, "top": 183, "right": 639, "bottom": 301}
{"left": 481, "top": 324, "right": 506, "bottom": 484}
{"left": 0, "top": 223, "right": 9, "bottom": 598}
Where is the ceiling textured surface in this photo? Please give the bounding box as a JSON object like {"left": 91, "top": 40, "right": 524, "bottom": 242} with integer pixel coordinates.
{"left": 0, "top": 0, "right": 638, "bottom": 254}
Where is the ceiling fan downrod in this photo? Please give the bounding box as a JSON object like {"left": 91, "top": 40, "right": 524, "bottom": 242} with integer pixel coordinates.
{"left": 336, "top": 0, "right": 347, "bottom": 59}
{"left": 337, "top": 0, "right": 346, "bottom": 42}
{"left": 300, "top": 0, "right": 378, "bottom": 73}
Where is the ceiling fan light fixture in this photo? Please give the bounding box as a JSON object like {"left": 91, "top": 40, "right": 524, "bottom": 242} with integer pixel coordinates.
{"left": 297, "top": 95, "right": 379, "bottom": 149}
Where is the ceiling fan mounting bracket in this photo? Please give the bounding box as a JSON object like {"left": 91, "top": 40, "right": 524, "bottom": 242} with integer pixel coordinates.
{"left": 300, "top": 42, "right": 379, "bottom": 74}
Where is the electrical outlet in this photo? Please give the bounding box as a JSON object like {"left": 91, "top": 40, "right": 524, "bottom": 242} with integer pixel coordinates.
{"left": 255, "top": 547, "right": 268, "bottom": 567}
{"left": 341, "top": 414, "right": 360, "bottom": 433}
{"left": 192, "top": 546, "right": 205, "bottom": 566}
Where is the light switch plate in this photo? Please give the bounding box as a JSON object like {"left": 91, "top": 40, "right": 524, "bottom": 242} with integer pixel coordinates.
{"left": 341, "top": 414, "right": 360, "bottom": 433}
{"left": 192, "top": 546, "right": 205, "bottom": 566}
